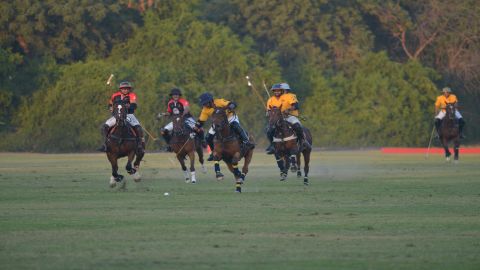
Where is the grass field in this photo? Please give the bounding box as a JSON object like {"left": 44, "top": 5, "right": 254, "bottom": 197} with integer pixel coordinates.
{"left": 1, "top": 151, "right": 479, "bottom": 270}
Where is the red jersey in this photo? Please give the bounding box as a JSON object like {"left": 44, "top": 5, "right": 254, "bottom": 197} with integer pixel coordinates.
{"left": 167, "top": 98, "right": 191, "bottom": 117}
{"left": 110, "top": 91, "right": 137, "bottom": 113}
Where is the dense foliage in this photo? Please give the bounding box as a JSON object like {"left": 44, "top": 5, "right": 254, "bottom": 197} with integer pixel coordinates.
{"left": 1, "top": 0, "right": 478, "bottom": 152}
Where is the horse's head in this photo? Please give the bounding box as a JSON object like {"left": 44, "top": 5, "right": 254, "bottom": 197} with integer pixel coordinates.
{"left": 172, "top": 114, "right": 189, "bottom": 135}
{"left": 211, "top": 107, "right": 229, "bottom": 135}
{"left": 267, "top": 106, "right": 284, "bottom": 127}
{"left": 113, "top": 100, "right": 128, "bottom": 127}
{"left": 445, "top": 103, "right": 456, "bottom": 120}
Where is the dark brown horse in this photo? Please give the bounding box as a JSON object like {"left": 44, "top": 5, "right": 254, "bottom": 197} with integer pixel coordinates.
{"left": 211, "top": 108, "right": 254, "bottom": 193}
{"left": 439, "top": 103, "right": 460, "bottom": 162}
{"left": 106, "top": 100, "right": 144, "bottom": 188}
{"left": 267, "top": 107, "right": 312, "bottom": 185}
{"left": 170, "top": 114, "right": 206, "bottom": 183}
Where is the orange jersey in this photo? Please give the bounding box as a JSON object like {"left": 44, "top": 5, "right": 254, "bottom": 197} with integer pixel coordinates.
{"left": 435, "top": 94, "right": 458, "bottom": 111}
{"left": 198, "top": 98, "right": 234, "bottom": 122}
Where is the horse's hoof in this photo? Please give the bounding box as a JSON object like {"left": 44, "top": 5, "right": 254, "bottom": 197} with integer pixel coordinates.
{"left": 133, "top": 172, "right": 142, "bottom": 182}
{"left": 115, "top": 175, "right": 124, "bottom": 181}
{"left": 201, "top": 165, "right": 207, "bottom": 174}
{"left": 240, "top": 173, "right": 246, "bottom": 183}
{"left": 185, "top": 178, "right": 190, "bottom": 183}
{"left": 304, "top": 177, "right": 309, "bottom": 186}
{"left": 290, "top": 166, "right": 297, "bottom": 173}
{"left": 216, "top": 172, "right": 224, "bottom": 180}
{"left": 127, "top": 168, "right": 136, "bottom": 175}
{"left": 446, "top": 157, "right": 451, "bottom": 162}
{"left": 191, "top": 179, "right": 196, "bottom": 184}
{"left": 280, "top": 172, "right": 287, "bottom": 181}
{"left": 235, "top": 183, "right": 242, "bottom": 193}
{"left": 297, "top": 171, "right": 302, "bottom": 178}
{"left": 109, "top": 176, "right": 117, "bottom": 188}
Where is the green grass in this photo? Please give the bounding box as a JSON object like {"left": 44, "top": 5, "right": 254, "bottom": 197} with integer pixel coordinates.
{"left": 0, "top": 151, "right": 479, "bottom": 270}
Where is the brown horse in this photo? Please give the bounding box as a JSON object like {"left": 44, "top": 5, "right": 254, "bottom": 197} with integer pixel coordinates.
{"left": 106, "top": 100, "right": 144, "bottom": 189}
{"left": 439, "top": 103, "right": 460, "bottom": 162}
{"left": 267, "top": 107, "right": 312, "bottom": 185}
{"left": 170, "top": 114, "right": 206, "bottom": 183}
{"left": 210, "top": 108, "right": 254, "bottom": 193}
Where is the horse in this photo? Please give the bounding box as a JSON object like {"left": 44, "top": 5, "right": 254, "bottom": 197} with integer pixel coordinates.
{"left": 210, "top": 107, "right": 254, "bottom": 193}
{"left": 439, "top": 103, "right": 460, "bottom": 162}
{"left": 267, "top": 106, "right": 312, "bottom": 185}
{"left": 170, "top": 114, "right": 207, "bottom": 183}
{"left": 105, "top": 100, "right": 144, "bottom": 189}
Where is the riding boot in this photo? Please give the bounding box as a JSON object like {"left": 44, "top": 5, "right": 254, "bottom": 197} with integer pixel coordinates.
{"left": 293, "top": 123, "right": 310, "bottom": 149}
{"left": 231, "top": 122, "right": 255, "bottom": 150}
{"left": 265, "top": 127, "right": 275, "bottom": 155}
{"left": 97, "top": 124, "right": 110, "bottom": 152}
{"left": 458, "top": 118, "right": 466, "bottom": 138}
{"left": 161, "top": 129, "right": 172, "bottom": 152}
{"left": 134, "top": 125, "right": 145, "bottom": 154}
{"left": 206, "top": 133, "right": 215, "bottom": 161}
{"left": 434, "top": 118, "right": 442, "bottom": 139}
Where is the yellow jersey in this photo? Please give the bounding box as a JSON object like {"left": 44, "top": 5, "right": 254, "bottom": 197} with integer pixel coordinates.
{"left": 435, "top": 94, "right": 458, "bottom": 111}
{"left": 266, "top": 96, "right": 284, "bottom": 110}
{"left": 198, "top": 98, "right": 234, "bottom": 122}
{"left": 281, "top": 93, "right": 299, "bottom": 116}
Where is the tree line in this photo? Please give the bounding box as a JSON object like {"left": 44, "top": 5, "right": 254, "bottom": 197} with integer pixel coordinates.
{"left": 1, "top": 0, "right": 478, "bottom": 152}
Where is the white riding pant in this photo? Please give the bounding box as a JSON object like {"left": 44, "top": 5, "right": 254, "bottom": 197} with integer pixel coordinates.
{"left": 164, "top": 117, "right": 196, "bottom": 131}
{"left": 435, "top": 110, "right": 463, "bottom": 120}
{"left": 208, "top": 114, "right": 239, "bottom": 135}
{"left": 285, "top": 115, "right": 300, "bottom": 125}
{"left": 105, "top": 114, "right": 141, "bottom": 127}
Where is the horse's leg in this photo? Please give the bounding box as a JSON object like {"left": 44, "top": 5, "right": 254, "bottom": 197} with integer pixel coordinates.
{"left": 302, "top": 149, "right": 311, "bottom": 186}
{"left": 274, "top": 153, "right": 288, "bottom": 181}
{"left": 188, "top": 150, "right": 197, "bottom": 183}
{"left": 231, "top": 152, "right": 242, "bottom": 179}
{"left": 177, "top": 152, "right": 190, "bottom": 183}
{"left": 454, "top": 138, "right": 460, "bottom": 161}
{"left": 131, "top": 143, "right": 144, "bottom": 182}
{"left": 126, "top": 151, "right": 136, "bottom": 175}
{"left": 240, "top": 148, "right": 254, "bottom": 183}
{"left": 226, "top": 162, "right": 242, "bottom": 193}
{"left": 442, "top": 138, "right": 451, "bottom": 162}
{"left": 107, "top": 153, "right": 124, "bottom": 188}
{"left": 196, "top": 142, "right": 207, "bottom": 173}
{"left": 133, "top": 145, "right": 144, "bottom": 170}
{"left": 296, "top": 153, "right": 302, "bottom": 178}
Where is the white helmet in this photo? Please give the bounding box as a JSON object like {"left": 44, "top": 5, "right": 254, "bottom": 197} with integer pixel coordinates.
{"left": 279, "top": 83, "right": 290, "bottom": 90}
{"left": 442, "top": 87, "right": 452, "bottom": 93}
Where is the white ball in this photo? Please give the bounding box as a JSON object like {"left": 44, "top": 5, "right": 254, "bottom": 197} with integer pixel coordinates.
{"left": 164, "top": 192, "right": 169, "bottom": 196}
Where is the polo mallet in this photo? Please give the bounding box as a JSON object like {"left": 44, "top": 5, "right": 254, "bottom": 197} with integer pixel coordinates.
{"left": 245, "top": 75, "right": 268, "bottom": 109}
{"left": 262, "top": 79, "right": 271, "bottom": 98}
{"left": 106, "top": 74, "right": 114, "bottom": 86}
{"left": 425, "top": 125, "right": 436, "bottom": 159}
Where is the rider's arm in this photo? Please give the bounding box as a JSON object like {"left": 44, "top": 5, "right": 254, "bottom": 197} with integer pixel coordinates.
{"left": 434, "top": 97, "right": 442, "bottom": 114}
{"left": 196, "top": 107, "right": 210, "bottom": 127}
